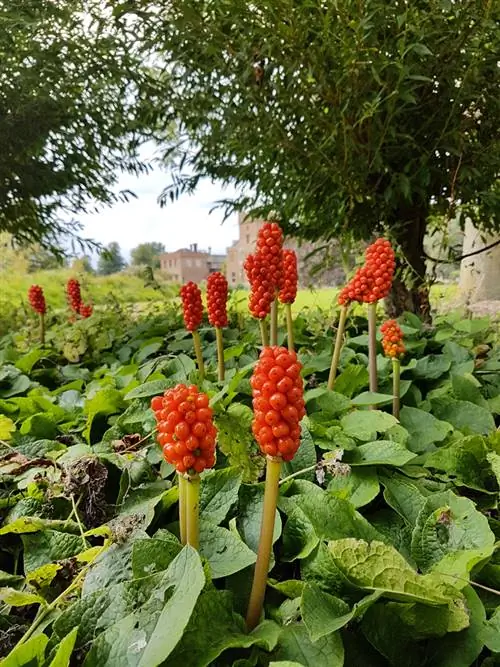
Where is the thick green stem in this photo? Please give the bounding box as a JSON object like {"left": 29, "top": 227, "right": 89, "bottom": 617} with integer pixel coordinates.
{"left": 327, "top": 305, "right": 348, "bottom": 390}
{"left": 216, "top": 327, "right": 225, "bottom": 382}
{"left": 392, "top": 358, "right": 401, "bottom": 419}
{"left": 39, "top": 312, "right": 45, "bottom": 346}
{"left": 246, "top": 456, "right": 281, "bottom": 630}
{"left": 178, "top": 473, "right": 187, "bottom": 545}
{"left": 367, "top": 303, "right": 378, "bottom": 397}
{"left": 270, "top": 299, "right": 278, "bottom": 346}
{"left": 259, "top": 318, "right": 269, "bottom": 347}
{"left": 192, "top": 330, "right": 205, "bottom": 381}
{"left": 185, "top": 474, "right": 200, "bottom": 549}
{"left": 285, "top": 303, "right": 294, "bottom": 352}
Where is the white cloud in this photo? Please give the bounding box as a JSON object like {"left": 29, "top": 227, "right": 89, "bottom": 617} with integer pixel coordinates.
{"left": 79, "top": 165, "right": 240, "bottom": 259}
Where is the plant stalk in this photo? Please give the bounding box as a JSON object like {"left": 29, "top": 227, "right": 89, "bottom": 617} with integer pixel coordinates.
{"left": 192, "top": 330, "right": 205, "bottom": 381}
{"left": 39, "top": 312, "right": 45, "bottom": 346}
{"left": 185, "top": 474, "right": 200, "bottom": 549}
{"left": 259, "top": 318, "right": 269, "bottom": 347}
{"left": 327, "top": 305, "right": 348, "bottom": 390}
{"left": 367, "top": 303, "right": 378, "bottom": 397}
{"left": 392, "top": 358, "right": 401, "bottom": 419}
{"left": 178, "top": 473, "right": 187, "bottom": 545}
{"left": 215, "top": 327, "right": 225, "bottom": 382}
{"left": 246, "top": 456, "right": 281, "bottom": 630}
{"left": 285, "top": 303, "right": 294, "bottom": 352}
{"left": 270, "top": 299, "right": 278, "bottom": 346}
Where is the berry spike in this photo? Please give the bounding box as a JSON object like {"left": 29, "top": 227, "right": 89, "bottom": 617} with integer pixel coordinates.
{"left": 380, "top": 319, "right": 405, "bottom": 358}
{"left": 28, "top": 285, "right": 46, "bottom": 315}
{"left": 66, "top": 278, "right": 82, "bottom": 314}
{"left": 279, "top": 249, "right": 298, "bottom": 352}
{"left": 207, "top": 272, "right": 228, "bottom": 381}
{"left": 180, "top": 282, "right": 205, "bottom": 379}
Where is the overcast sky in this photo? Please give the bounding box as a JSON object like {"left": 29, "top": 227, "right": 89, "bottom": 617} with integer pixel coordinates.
{"left": 79, "top": 163, "right": 240, "bottom": 259}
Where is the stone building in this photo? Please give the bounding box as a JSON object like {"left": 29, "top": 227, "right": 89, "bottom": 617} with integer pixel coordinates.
{"left": 159, "top": 244, "right": 225, "bottom": 283}
{"left": 226, "top": 213, "right": 345, "bottom": 288}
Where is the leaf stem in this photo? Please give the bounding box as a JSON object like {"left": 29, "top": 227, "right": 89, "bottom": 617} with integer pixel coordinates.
{"left": 392, "top": 358, "right": 401, "bottom": 419}
{"left": 259, "top": 318, "right": 269, "bottom": 347}
{"left": 327, "top": 305, "right": 348, "bottom": 390}
{"left": 246, "top": 456, "right": 281, "bottom": 630}
{"left": 178, "top": 473, "right": 187, "bottom": 545}
{"left": 185, "top": 474, "right": 200, "bottom": 549}
{"left": 71, "top": 494, "right": 88, "bottom": 550}
{"left": 215, "top": 327, "right": 225, "bottom": 382}
{"left": 270, "top": 299, "right": 278, "bottom": 346}
{"left": 39, "top": 312, "right": 45, "bottom": 346}
{"left": 285, "top": 303, "right": 294, "bottom": 352}
{"left": 192, "top": 330, "right": 205, "bottom": 381}
{"left": 367, "top": 303, "right": 378, "bottom": 399}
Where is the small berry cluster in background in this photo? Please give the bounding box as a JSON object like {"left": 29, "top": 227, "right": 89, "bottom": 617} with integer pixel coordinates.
{"left": 381, "top": 319, "right": 405, "bottom": 358}
{"left": 207, "top": 272, "right": 228, "bottom": 328}
{"left": 180, "top": 281, "right": 204, "bottom": 331}
{"left": 28, "top": 285, "right": 46, "bottom": 314}
{"left": 278, "top": 250, "right": 298, "bottom": 304}
{"left": 152, "top": 384, "right": 217, "bottom": 474}
{"left": 66, "top": 278, "right": 93, "bottom": 318}
{"left": 250, "top": 346, "right": 305, "bottom": 461}
{"left": 338, "top": 238, "right": 395, "bottom": 305}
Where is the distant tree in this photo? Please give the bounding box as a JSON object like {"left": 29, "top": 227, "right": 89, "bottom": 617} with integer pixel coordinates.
{"left": 71, "top": 256, "right": 95, "bottom": 274}
{"left": 97, "top": 243, "right": 126, "bottom": 275}
{"left": 131, "top": 242, "right": 166, "bottom": 268}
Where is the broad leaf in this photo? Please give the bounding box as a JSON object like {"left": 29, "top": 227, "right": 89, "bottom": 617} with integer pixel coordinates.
{"left": 399, "top": 406, "right": 452, "bottom": 453}
{"left": 345, "top": 440, "right": 416, "bottom": 467}
{"left": 200, "top": 467, "right": 242, "bottom": 525}
{"left": 274, "top": 623, "right": 344, "bottom": 667}
{"left": 341, "top": 410, "right": 398, "bottom": 441}
{"left": 199, "top": 523, "right": 256, "bottom": 578}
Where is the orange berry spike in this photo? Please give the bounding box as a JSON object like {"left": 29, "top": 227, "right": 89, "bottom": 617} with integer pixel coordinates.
{"left": 278, "top": 250, "right": 298, "bottom": 304}
{"left": 28, "top": 285, "right": 46, "bottom": 315}
{"left": 180, "top": 281, "right": 204, "bottom": 331}
{"left": 380, "top": 319, "right": 405, "bottom": 358}
{"left": 207, "top": 272, "right": 228, "bottom": 328}
{"left": 66, "top": 278, "right": 82, "bottom": 313}
{"left": 338, "top": 237, "right": 396, "bottom": 305}
{"left": 250, "top": 346, "right": 305, "bottom": 461}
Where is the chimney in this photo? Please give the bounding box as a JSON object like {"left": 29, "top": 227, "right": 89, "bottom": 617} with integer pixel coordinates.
{"left": 193, "top": 243, "right": 198, "bottom": 253}
{"left": 208, "top": 246, "right": 211, "bottom": 255}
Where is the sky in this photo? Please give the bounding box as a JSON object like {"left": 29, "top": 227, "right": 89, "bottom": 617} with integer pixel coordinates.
{"left": 79, "top": 164, "right": 240, "bottom": 260}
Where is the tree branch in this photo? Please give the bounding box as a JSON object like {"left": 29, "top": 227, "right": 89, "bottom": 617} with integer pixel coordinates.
{"left": 425, "top": 237, "right": 500, "bottom": 265}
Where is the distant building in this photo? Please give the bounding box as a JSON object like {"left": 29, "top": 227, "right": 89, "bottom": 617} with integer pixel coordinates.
{"left": 226, "top": 213, "right": 345, "bottom": 288}
{"left": 159, "top": 244, "right": 225, "bottom": 283}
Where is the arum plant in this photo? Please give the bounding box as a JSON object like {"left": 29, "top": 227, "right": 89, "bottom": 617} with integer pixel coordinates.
{"left": 207, "top": 272, "right": 229, "bottom": 382}
{"left": 152, "top": 384, "right": 217, "bottom": 548}
{"left": 246, "top": 346, "right": 305, "bottom": 630}
{"left": 28, "top": 285, "right": 47, "bottom": 345}
{"left": 380, "top": 320, "right": 405, "bottom": 419}
{"left": 180, "top": 281, "right": 205, "bottom": 380}
{"left": 278, "top": 249, "right": 298, "bottom": 352}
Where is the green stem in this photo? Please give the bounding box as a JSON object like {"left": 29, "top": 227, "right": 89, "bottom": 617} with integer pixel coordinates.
{"left": 367, "top": 303, "right": 378, "bottom": 398}
{"left": 178, "top": 473, "right": 187, "bottom": 545}
{"left": 71, "top": 495, "right": 88, "bottom": 550}
{"left": 39, "top": 312, "right": 45, "bottom": 346}
{"left": 192, "top": 330, "right": 205, "bottom": 381}
{"left": 285, "top": 303, "right": 294, "bottom": 352}
{"left": 327, "top": 305, "right": 348, "bottom": 390}
{"left": 246, "top": 456, "right": 281, "bottom": 630}
{"left": 185, "top": 474, "right": 200, "bottom": 549}
{"left": 270, "top": 299, "right": 278, "bottom": 346}
{"left": 259, "top": 318, "right": 269, "bottom": 347}
{"left": 215, "top": 327, "right": 225, "bottom": 382}
{"left": 392, "top": 358, "right": 401, "bottom": 419}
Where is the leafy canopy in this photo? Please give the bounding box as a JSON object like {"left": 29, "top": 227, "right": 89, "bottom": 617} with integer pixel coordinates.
{"left": 131, "top": 242, "right": 166, "bottom": 268}
{"left": 97, "top": 242, "right": 127, "bottom": 275}
{"left": 134, "top": 0, "right": 499, "bottom": 242}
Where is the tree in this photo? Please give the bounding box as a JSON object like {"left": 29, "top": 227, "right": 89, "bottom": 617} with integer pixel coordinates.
{"left": 130, "top": 242, "right": 166, "bottom": 268}
{"left": 97, "top": 243, "right": 126, "bottom": 275}
{"left": 134, "top": 0, "right": 499, "bottom": 316}
{"left": 0, "top": 1, "right": 163, "bottom": 254}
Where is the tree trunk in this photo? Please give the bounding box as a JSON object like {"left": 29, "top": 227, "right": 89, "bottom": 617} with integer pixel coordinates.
{"left": 459, "top": 220, "right": 500, "bottom": 308}
{"left": 385, "top": 212, "right": 431, "bottom": 322}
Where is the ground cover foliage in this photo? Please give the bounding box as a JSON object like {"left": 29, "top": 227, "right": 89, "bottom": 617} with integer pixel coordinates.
{"left": 0, "top": 300, "right": 499, "bottom": 666}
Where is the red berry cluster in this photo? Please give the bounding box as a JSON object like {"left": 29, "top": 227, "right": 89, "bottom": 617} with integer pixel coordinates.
{"left": 180, "top": 282, "right": 203, "bottom": 331}
{"left": 245, "top": 222, "right": 284, "bottom": 319}
{"left": 338, "top": 238, "right": 396, "bottom": 305}
{"left": 278, "top": 250, "right": 298, "bottom": 304}
{"left": 250, "top": 346, "right": 305, "bottom": 461}
{"left": 67, "top": 278, "right": 81, "bottom": 313}
{"left": 79, "top": 303, "right": 93, "bottom": 318}
{"left": 207, "top": 272, "right": 228, "bottom": 328}
{"left": 28, "top": 285, "right": 46, "bottom": 315}
{"left": 380, "top": 320, "right": 405, "bottom": 358}
{"left": 152, "top": 384, "right": 217, "bottom": 474}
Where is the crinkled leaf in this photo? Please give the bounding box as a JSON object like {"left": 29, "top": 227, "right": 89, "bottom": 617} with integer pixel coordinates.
{"left": 413, "top": 354, "right": 451, "bottom": 380}
{"left": 131, "top": 535, "right": 182, "bottom": 578}
{"left": 215, "top": 403, "right": 264, "bottom": 483}
{"left": 327, "top": 467, "right": 379, "bottom": 508}
{"left": 118, "top": 481, "right": 176, "bottom": 528}
{"left": 480, "top": 606, "right": 500, "bottom": 652}
{"left": 381, "top": 473, "right": 431, "bottom": 526}
{"left": 2, "top": 633, "right": 48, "bottom": 667}
{"left": 200, "top": 467, "right": 242, "bottom": 525}
{"left": 281, "top": 422, "right": 316, "bottom": 482}
{"left": 237, "top": 484, "right": 281, "bottom": 553}
{"left": 333, "top": 364, "right": 369, "bottom": 398}
{"left": 431, "top": 398, "right": 495, "bottom": 435}
{"left": 22, "top": 531, "right": 84, "bottom": 573}
{"left": 0, "top": 587, "right": 45, "bottom": 607}
{"left": 199, "top": 522, "right": 256, "bottom": 578}
{"left": 124, "top": 379, "right": 170, "bottom": 400}
{"left": 399, "top": 406, "right": 453, "bottom": 453}
{"left": 274, "top": 622, "right": 344, "bottom": 667}
{"left": 425, "top": 435, "right": 496, "bottom": 492}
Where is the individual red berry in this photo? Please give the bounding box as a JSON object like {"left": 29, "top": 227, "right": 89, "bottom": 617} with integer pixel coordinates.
{"left": 278, "top": 250, "right": 298, "bottom": 304}
{"left": 251, "top": 346, "right": 305, "bottom": 460}
{"left": 180, "top": 282, "right": 204, "bottom": 331}
{"left": 152, "top": 384, "right": 217, "bottom": 474}
{"left": 28, "top": 285, "right": 46, "bottom": 315}
{"left": 380, "top": 319, "right": 405, "bottom": 358}
{"left": 207, "top": 272, "right": 228, "bottom": 328}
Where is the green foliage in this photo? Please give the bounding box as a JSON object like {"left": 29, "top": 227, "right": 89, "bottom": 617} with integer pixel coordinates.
{"left": 0, "top": 302, "right": 498, "bottom": 665}
{"left": 130, "top": 242, "right": 166, "bottom": 268}
{"left": 97, "top": 242, "right": 127, "bottom": 276}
